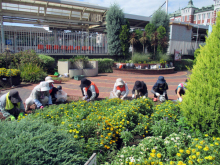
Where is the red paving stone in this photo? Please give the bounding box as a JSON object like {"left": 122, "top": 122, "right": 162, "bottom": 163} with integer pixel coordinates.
{"left": 0, "top": 71, "right": 190, "bottom": 101}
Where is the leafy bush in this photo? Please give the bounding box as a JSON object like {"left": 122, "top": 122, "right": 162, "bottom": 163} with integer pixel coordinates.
{"left": 132, "top": 52, "right": 151, "bottom": 63}
{"left": 180, "top": 13, "right": 220, "bottom": 135}
{"left": 174, "top": 59, "right": 194, "bottom": 71}
{"left": 90, "top": 58, "right": 114, "bottom": 73}
{"left": 0, "top": 68, "right": 20, "bottom": 77}
{"left": 38, "top": 54, "right": 55, "bottom": 74}
{"left": 20, "top": 63, "right": 47, "bottom": 83}
{"left": 0, "top": 119, "right": 87, "bottom": 165}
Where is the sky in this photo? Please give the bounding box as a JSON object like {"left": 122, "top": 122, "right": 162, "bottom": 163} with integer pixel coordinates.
{"left": 4, "top": 0, "right": 213, "bottom": 27}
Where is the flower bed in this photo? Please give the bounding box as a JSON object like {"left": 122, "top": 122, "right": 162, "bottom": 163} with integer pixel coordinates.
{"left": 0, "top": 68, "right": 21, "bottom": 87}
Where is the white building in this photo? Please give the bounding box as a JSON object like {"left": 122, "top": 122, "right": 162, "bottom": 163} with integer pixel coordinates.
{"left": 169, "top": 0, "right": 219, "bottom": 25}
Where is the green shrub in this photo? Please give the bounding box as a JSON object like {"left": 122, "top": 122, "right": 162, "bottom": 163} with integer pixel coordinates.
{"left": 20, "top": 63, "right": 47, "bottom": 83}
{"left": 0, "top": 119, "right": 87, "bottom": 165}
{"left": 38, "top": 54, "right": 55, "bottom": 74}
{"left": 90, "top": 58, "right": 114, "bottom": 73}
{"left": 180, "top": 13, "right": 220, "bottom": 135}
{"left": 173, "top": 59, "right": 194, "bottom": 71}
{"left": 132, "top": 53, "right": 151, "bottom": 63}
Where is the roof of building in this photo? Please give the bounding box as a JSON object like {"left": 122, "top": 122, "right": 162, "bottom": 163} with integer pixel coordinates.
{"left": 194, "top": 5, "right": 214, "bottom": 13}
{"left": 182, "top": 0, "right": 197, "bottom": 9}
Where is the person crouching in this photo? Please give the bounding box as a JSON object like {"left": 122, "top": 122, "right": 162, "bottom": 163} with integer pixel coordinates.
{"left": 113, "top": 78, "right": 129, "bottom": 100}
{"left": 80, "top": 78, "right": 99, "bottom": 102}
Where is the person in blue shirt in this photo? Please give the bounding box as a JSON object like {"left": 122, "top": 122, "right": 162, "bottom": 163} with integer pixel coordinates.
{"left": 175, "top": 79, "right": 188, "bottom": 102}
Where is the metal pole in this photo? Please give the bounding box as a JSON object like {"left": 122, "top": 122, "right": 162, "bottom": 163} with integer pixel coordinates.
{"left": 166, "top": 0, "right": 168, "bottom": 14}
{"left": 196, "top": 25, "right": 199, "bottom": 48}
{"left": 1, "top": 16, "right": 5, "bottom": 52}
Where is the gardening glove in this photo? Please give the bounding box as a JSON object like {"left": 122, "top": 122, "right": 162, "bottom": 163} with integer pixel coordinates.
{"left": 9, "top": 115, "right": 16, "bottom": 121}
{"left": 163, "top": 91, "right": 166, "bottom": 97}
{"left": 121, "top": 96, "right": 125, "bottom": 100}
{"left": 87, "top": 99, "right": 90, "bottom": 102}
{"left": 178, "top": 97, "right": 182, "bottom": 102}
{"left": 82, "top": 95, "right": 88, "bottom": 100}
{"left": 143, "top": 96, "right": 146, "bottom": 99}
{"left": 40, "top": 106, "right": 44, "bottom": 109}
{"left": 18, "top": 112, "right": 24, "bottom": 118}
{"left": 132, "top": 94, "right": 135, "bottom": 99}
{"left": 155, "top": 93, "right": 160, "bottom": 97}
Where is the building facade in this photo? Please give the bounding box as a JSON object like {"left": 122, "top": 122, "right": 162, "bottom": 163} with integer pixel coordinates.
{"left": 169, "top": 0, "right": 219, "bottom": 25}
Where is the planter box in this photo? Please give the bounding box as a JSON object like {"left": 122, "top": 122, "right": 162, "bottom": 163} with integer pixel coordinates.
{"left": 69, "top": 69, "right": 83, "bottom": 79}
{"left": 71, "top": 61, "right": 85, "bottom": 69}
{"left": 53, "top": 80, "right": 62, "bottom": 84}
{"left": 0, "top": 76, "right": 21, "bottom": 87}
{"left": 58, "top": 61, "right": 71, "bottom": 75}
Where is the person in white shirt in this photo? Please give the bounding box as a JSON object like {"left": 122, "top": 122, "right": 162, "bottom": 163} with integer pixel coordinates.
{"left": 175, "top": 79, "right": 188, "bottom": 102}
{"left": 80, "top": 78, "right": 99, "bottom": 102}
{"left": 113, "top": 78, "right": 129, "bottom": 100}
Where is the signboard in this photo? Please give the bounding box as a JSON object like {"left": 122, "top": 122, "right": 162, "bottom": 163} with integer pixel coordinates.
{"left": 174, "top": 49, "right": 182, "bottom": 61}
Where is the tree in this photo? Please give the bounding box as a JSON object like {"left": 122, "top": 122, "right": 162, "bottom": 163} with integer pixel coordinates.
{"left": 157, "top": 26, "right": 167, "bottom": 53}
{"left": 180, "top": 13, "right": 220, "bottom": 135}
{"left": 106, "top": 4, "right": 125, "bottom": 55}
{"left": 151, "top": 31, "right": 158, "bottom": 59}
{"left": 150, "top": 9, "right": 170, "bottom": 35}
{"left": 145, "top": 23, "right": 156, "bottom": 53}
{"left": 139, "top": 32, "right": 148, "bottom": 53}
{"left": 129, "top": 32, "right": 138, "bottom": 61}
{"left": 119, "top": 24, "right": 130, "bottom": 59}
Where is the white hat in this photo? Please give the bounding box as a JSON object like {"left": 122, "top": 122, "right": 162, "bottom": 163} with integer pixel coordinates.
{"left": 116, "top": 78, "right": 124, "bottom": 86}
{"left": 45, "top": 76, "right": 54, "bottom": 83}
{"left": 39, "top": 81, "right": 50, "bottom": 91}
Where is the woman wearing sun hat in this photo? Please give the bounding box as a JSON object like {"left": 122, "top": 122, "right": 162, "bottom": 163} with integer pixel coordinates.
{"left": 80, "top": 78, "right": 99, "bottom": 102}
{"left": 0, "top": 90, "right": 25, "bottom": 121}
{"left": 113, "top": 78, "right": 129, "bottom": 100}
{"left": 25, "top": 81, "right": 52, "bottom": 111}
{"left": 132, "top": 81, "right": 148, "bottom": 99}
{"left": 45, "top": 76, "right": 58, "bottom": 104}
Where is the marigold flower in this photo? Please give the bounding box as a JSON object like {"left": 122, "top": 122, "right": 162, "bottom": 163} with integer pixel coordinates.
{"left": 176, "top": 153, "right": 181, "bottom": 157}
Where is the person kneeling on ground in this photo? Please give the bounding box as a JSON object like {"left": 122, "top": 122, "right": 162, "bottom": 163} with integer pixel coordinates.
{"left": 55, "top": 86, "right": 67, "bottom": 103}
{"left": 0, "top": 90, "right": 25, "bottom": 121}
{"left": 113, "top": 78, "right": 129, "bottom": 100}
{"left": 175, "top": 79, "right": 187, "bottom": 102}
{"left": 45, "top": 76, "right": 58, "bottom": 104}
{"left": 25, "top": 81, "right": 52, "bottom": 111}
{"left": 80, "top": 78, "right": 99, "bottom": 102}
{"left": 151, "top": 76, "right": 168, "bottom": 102}
{"left": 132, "top": 81, "right": 148, "bottom": 99}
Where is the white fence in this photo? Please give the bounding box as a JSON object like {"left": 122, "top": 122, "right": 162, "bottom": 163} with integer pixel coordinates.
{"left": 0, "top": 29, "right": 108, "bottom": 55}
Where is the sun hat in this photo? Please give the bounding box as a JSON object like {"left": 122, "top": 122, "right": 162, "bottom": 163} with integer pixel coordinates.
{"left": 9, "top": 90, "right": 22, "bottom": 103}
{"left": 45, "top": 76, "right": 54, "bottom": 83}
{"left": 134, "top": 81, "right": 143, "bottom": 90}
{"left": 157, "top": 76, "right": 166, "bottom": 84}
{"left": 80, "top": 78, "right": 91, "bottom": 88}
{"left": 116, "top": 78, "right": 125, "bottom": 86}
{"left": 39, "top": 81, "right": 50, "bottom": 91}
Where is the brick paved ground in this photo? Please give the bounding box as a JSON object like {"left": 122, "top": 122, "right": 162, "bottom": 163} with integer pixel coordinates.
{"left": 0, "top": 71, "right": 190, "bottom": 101}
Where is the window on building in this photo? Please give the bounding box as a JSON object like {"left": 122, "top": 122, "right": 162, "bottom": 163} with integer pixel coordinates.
{"left": 187, "top": 16, "right": 189, "bottom": 21}
{"left": 194, "top": 15, "right": 196, "bottom": 21}
{"left": 207, "top": 13, "right": 210, "bottom": 19}
{"left": 198, "top": 14, "right": 201, "bottom": 20}
{"left": 183, "top": 16, "right": 185, "bottom": 21}
{"left": 203, "top": 14, "right": 205, "bottom": 19}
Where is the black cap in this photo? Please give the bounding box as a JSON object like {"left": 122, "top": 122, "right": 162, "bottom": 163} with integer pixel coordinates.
{"left": 9, "top": 90, "right": 22, "bottom": 103}
{"left": 80, "top": 78, "right": 91, "bottom": 88}
{"left": 134, "top": 81, "right": 144, "bottom": 90}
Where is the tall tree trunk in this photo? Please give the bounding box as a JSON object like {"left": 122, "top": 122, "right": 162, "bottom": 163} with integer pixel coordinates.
{"left": 154, "top": 45, "right": 156, "bottom": 60}
{"left": 132, "top": 44, "right": 134, "bottom": 61}
{"left": 143, "top": 44, "right": 144, "bottom": 53}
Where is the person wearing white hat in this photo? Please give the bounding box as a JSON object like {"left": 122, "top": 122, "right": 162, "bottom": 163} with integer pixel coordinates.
{"left": 45, "top": 76, "right": 58, "bottom": 104}
{"left": 25, "top": 81, "right": 52, "bottom": 111}
{"left": 113, "top": 78, "right": 129, "bottom": 100}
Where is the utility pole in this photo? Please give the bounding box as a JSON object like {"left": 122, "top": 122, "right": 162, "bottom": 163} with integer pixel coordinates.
{"left": 166, "top": 0, "right": 168, "bottom": 13}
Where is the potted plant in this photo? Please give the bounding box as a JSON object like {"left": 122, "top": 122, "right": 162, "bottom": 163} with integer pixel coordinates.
{"left": 52, "top": 77, "right": 62, "bottom": 84}
{"left": 160, "top": 59, "right": 166, "bottom": 68}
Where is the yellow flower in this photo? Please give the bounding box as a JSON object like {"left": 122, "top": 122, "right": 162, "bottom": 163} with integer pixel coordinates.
{"left": 74, "top": 135, "right": 78, "bottom": 138}
{"left": 157, "top": 153, "right": 162, "bottom": 158}
{"left": 69, "top": 129, "right": 73, "bottom": 133}
{"left": 170, "top": 161, "right": 174, "bottom": 165}
{"left": 186, "top": 150, "right": 190, "bottom": 154}
{"left": 176, "top": 153, "right": 181, "bottom": 157}
{"left": 192, "top": 155, "right": 196, "bottom": 159}
{"left": 188, "top": 160, "right": 193, "bottom": 164}
{"left": 196, "top": 152, "right": 200, "bottom": 156}
{"left": 105, "top": 136, "right": 108, "bottom": 139}
{"left": 179, "top": 149, "right": 184, "bottom": 153}
{"left": 101, "top": 135, "right": 104, "bottom": 138}
{"left": 151, "top": 149, "right": 156, "bottom": 153}
{"left": 192, "top": 149, "right": 196, "bottom": 153}
{"left": 150, "top": 153, "right": 155, "bottom": 157}
{"left": 215, "top": 142, "right": 219, "bottom": 145}
{"left": 203, "top": 146, "right": 209, "bottom": 151}
{"left": 197, "top": 145, "right": 202, "bottom": 149}
{"left": 205, "top": 134, "right": 209, "bottom": 137}
{"left": 127, "top": 121, "right": 129, "bottom": 124}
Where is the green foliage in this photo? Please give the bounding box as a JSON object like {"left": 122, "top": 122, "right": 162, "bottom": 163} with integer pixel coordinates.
{"left": 38, "top": 54, "right": 55, "bottom": 74}
{"left": 150, "top": 9, "right": 170, "bottom": 34}
{"left": 173, "top": 59, "right": 194, "bottom": 71}
{"left": 58, "top": 58, "right": 69, "bottom": 61}
{"left": 157, "top": 26, "right": 167, "bottom": 53}
{"left": 119, "top": 24, "right": 130, "bottom": 58}
{"left": 135, "top": 29, "right": 143, "bottom": 39}
{"left": 20, "top": 63, "right": 47, "bottom": 83}
{"left": 145, "top": 23, "right": 156, "bottom": 37}
{"left": 0, "top": 119, "right": 86, "bottom": 165}
{"left": 180, "top": 13, "right": 220, "bottom": 135}
{"left": 154, "top": 53, "right": 172, "bottom": 62}
{"left": 132, "top": 52, "right": 151, "bottom": 63}
{"left": 193, "top": 48, "right": 200, "bottom": 65}
{"left": 90, "top": 58, "right": 114, "bottom": 73}
{"left": 69, "top": 55, "right": 89, "bottom": 63}
{"left": 106, "top": 3, "right": 125, "bottom": 55}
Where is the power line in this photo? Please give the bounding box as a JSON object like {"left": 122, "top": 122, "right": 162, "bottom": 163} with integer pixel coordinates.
{"left": 149, "top": 1, "right": 166, "bottom": 17}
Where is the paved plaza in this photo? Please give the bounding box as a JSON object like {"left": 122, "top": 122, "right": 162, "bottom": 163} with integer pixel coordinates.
{"left": 0, "top": 71, "right": 190, "bottom": 101}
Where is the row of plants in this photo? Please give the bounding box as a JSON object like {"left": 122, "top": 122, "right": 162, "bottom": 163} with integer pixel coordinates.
{"left": 0, "top": 68, "right": 20, "bottom": 77}
{"left": 2, "top": 97, "right": 216, "bottom": 164}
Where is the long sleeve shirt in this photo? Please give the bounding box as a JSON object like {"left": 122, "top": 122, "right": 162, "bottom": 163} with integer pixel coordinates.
{"left": 83, "top": 85, "right": 97, "bottom": 101}
{"left": 113, "top": 83, "right": 129, "bottom": 97}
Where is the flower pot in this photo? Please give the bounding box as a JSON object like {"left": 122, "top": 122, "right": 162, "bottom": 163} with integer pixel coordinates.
{"left": 0, "top": 75, "right": 21, "bottom": 87}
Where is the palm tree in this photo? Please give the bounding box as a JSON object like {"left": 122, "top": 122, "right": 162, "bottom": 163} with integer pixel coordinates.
{"left": 139, "top": 32, "right": 148, "bottom": 53}
{"left": 129, "top": 32, "right": 137, "bottom": 61}
{"left": 158, "top": 36, "right": 168, "bottom": 53}
{"left": 151, "top": 31, "right": 158, "bottom": 59}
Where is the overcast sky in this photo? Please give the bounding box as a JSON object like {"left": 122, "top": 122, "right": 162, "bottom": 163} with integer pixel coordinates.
{"left": 4, "top": 0, "right": 212, "bottom": 27}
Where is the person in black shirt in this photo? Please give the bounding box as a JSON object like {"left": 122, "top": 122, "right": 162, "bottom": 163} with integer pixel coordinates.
{"left": 151, "top": 76, "right": 168, "bottom": 102}
{"left": 132, "top": 81, "right": 148, "bottom": 99}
